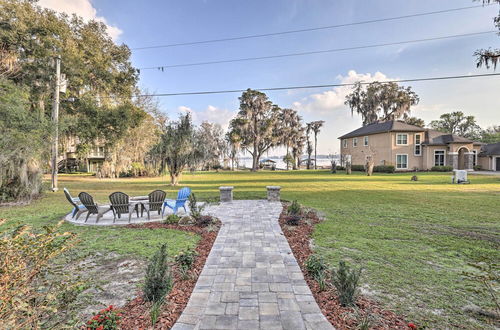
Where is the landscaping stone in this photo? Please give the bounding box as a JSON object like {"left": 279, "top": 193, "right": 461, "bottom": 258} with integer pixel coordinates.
{"left": 171, "top": 200, "right": 333, "bottom": 330}
{"left": 219, "top": 186, "right": 234, "bottom": 203}
{"left": 266, "top": 186, "right": 281, "bottom": 201}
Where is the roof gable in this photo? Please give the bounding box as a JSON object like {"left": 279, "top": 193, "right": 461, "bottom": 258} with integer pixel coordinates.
{"left": 338, "top": 120, "right": 425, "bottom": 139}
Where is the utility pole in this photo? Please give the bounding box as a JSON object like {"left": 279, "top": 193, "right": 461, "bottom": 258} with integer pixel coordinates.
{"left": 51, "top": 56, "right": 61, "bottom": 192}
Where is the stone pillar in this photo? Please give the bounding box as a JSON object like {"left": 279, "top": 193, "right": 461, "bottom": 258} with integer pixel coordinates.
{"left": 266, "top": 186, "right": 281, "bottom": 202}
{"left": 219, "top": 186, "right": 233, "bottom": 202}
{"left": 447, "top": 152, "right": 458, "bottom": 169}
{"left": 465, "top": 152, "right": 474, "bottom": 170}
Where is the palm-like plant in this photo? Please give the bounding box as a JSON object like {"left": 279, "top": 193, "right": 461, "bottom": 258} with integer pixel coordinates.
{"left": 279, "top": 109, "right": 302, "bottom": 170}
{"left": 307, "top": 121, "right": 325, "bottom": 170}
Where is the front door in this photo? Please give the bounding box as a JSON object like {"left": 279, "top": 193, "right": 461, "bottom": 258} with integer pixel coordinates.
{"left": 496, "top": 157, "right": 500, "bottom": 171}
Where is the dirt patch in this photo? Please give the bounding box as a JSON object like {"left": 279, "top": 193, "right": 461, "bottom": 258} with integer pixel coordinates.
{"left": 75, "top": 252, "right": 146, "bottom": 320}
{"left": 279, "top": 205, "right": 410, "bottom": 330}
{"left": 118, "top": 221, "right": 220, "bottom": 329}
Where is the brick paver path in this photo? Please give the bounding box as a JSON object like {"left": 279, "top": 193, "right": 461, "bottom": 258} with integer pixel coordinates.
{"left": 172, "top": 200, "right": 334, "bottom": 330}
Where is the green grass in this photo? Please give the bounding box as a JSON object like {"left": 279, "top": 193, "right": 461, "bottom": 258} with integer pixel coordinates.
{"left": 1, "top": 170, "right": 499, "bottom": 328}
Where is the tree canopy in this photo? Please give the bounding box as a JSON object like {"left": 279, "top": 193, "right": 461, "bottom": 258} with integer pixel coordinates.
{"left": 228, "top": 89, "right": 281, "bottom": 171}
{"left": 430, "top": 111, "right": 482, "bottom": 140}
{"left": 473, "top": 0, "right": 500, "bottom": 69}
{"left": 345, "top": 82, "right": 419, "bottom": 126}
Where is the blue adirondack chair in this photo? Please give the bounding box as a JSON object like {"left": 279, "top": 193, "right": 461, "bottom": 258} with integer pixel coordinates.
{"left": 163, "top": 187, "right": 191, "bottom": 216}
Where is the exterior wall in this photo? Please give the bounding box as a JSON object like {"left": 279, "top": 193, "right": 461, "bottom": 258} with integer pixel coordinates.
{"left": 340, "top": 130, "right": 426, "bottom": 170}
{"left": 478, "top": 155, "right": 500, "bottom": 171}
{"left": 423, "top": 145, "right": 448, "bottom": 170}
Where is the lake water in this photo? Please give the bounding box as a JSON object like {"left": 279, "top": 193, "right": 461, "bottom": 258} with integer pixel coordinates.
{"left": 237, "top": 157, "right": 338, "bottom": 170}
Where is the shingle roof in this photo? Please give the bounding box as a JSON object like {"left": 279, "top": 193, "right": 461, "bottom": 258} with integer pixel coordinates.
{"left": 422, "top": 130, "right": 474, "bottom": 145}
{"left": 480, "top": 142, "right": 500, "bottom": 156}
{"left": 338, "top": 120, "right": 424, "bottom": 139}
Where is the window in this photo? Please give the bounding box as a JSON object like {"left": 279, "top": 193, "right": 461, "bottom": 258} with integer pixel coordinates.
{"left": 396, "top": 154, "right": 408, "bottom": 169}
{"left": 364, "top": 136, "right": 369, "bottom": 146}
{"left": 472, "top": 150, "right": 477, "bottom": 167}
{"left": 434, "top": 150, "right": 445, "bottom": 166}
{"left": 414, "top": 134, "right": 422, "bottom": 156}
{"left": 342, "top": 139, "right": 347, "bottom": 148}
{"left": 396, "top": 133, "right": 408, "bottom": 145}
{"left": 353, "top": 138, "right": 358, "bottom": 147}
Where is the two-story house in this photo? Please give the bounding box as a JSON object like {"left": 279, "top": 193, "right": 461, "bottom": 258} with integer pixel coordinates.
{"left": 338, "top": 120, "right": 499, "bottom": 171}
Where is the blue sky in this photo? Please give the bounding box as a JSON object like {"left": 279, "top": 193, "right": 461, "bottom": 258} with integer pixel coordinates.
{"left": 40, "top": 0, "right": 500, "bottom": 154}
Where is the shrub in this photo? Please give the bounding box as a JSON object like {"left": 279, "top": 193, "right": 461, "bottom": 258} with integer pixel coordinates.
{"left": 285, "top": 215, "right": 301, "bottom": 226}
{"left": 143, "top": 244, "right": 173, "bottom": 302}
{"left": 164, "top": 214, "right": 180, "bottom": 224}
{"left": 336, "top": 166, "right": 346, "bottom": 170}
{"left": 86, "top": 305, "right": 121, "bottom": 329}
{"left": 196, "top": 215, "right": 214, "bottom": 227}
{"left": 149, "top": 298, "right": 163, "bottom": 327}
{"left": 330, "top": 260, "right": 362, "bottom": 307}
{"left": 188, "top": 193, "right": 205, "bottom": 220}
{"left": 305, "top": 254, "right": 328, "bottom": 279}
{"left": 473, "top": 165, "right": 482, "bottom": 171}
{"left": 287, "top": 200, "right": 301, "bottom": 216}
{"left": 373, "top": 165, "right": 395, "bottom": 173}
{"left": 351, "top": 165, "right": 365, "bottom": 171}
{"left": 175, "top": 249, "right": 197, "bottom": 271}
{"left": 431, "top": 165, "right": 453, "bottom": 172}
{"left": 0, "top": 219, "right": 77, "bottom": 328}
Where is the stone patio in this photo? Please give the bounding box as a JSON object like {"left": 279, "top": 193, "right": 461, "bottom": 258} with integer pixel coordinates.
{"left": 172, "top": 200, "right": 334, "bottom": 330}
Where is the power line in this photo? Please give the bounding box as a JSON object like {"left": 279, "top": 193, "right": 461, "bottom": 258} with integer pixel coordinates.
{"left": 134, "top": 72, "right": 500, "bottom": 97}
{"left": 138, "top": 31, "right": 496, "bottom": 70}
{"left": 131, "top": 4, "right": 492, "bottom": 50}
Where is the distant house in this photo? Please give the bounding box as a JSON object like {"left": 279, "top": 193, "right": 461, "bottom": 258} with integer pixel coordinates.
{"left": 338, "top": 120, "right": 499, "bottom": 171}
{"left": 58, "top": 136, "right": 106, "bottom": 173}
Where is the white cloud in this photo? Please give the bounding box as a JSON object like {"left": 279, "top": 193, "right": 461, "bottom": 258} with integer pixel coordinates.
{"left": 292, "top": 70, "right": 396, "bottom": 114}
{"left": 37, "top": 0, "right": 122, "bottom": 40}
{"left": 178, "top": 105, "right": 236, "bottom": 129}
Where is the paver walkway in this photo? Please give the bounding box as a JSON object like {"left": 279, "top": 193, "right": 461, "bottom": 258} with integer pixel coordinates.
{"left": 172, "top": 200, "right": 334, "bottom": 330}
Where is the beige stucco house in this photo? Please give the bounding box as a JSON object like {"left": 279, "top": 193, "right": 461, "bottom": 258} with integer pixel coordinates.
{"left": 338, "top": 120, "right": 500, "bottom": 171}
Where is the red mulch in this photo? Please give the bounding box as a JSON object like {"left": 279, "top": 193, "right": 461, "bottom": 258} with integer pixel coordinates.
{"left": 118, "top": 221, "right": 220, "bottom": 330}
{"left": 279, "top": 207, "right": 411, "bottom": 330}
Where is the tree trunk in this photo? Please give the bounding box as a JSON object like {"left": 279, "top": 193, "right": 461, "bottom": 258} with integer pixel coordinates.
{"left": 314, "top": 133, "right": 317, "bottom": 170}
{"left": 286, "top": 145, "right": 289, "bottom": 170}
{"left": 346, "top": 161, "right": 352, "bottom": 174}
{"left": 252, "top": 153, "right": 259, "bottom": 172}
{"left": 170, "top": 171, "right": 180, "bottom": 185}
{"left": 366, "top": 161, "right": 374, "bottom": 176}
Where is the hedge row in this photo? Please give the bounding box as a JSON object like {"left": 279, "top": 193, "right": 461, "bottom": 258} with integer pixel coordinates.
{"left": 431, "top": 165, "right": 453, "bottom": 172}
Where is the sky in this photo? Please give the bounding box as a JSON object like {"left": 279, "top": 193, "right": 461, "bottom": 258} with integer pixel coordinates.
{"left": 38, "top": 0, "right": 500, "bottom": 155}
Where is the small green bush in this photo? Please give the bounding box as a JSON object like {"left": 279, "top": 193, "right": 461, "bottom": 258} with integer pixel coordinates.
{"left": 143, "top": 244, "right": 173, "bottom": 302}
{"left": 336, "top": 166, "right": 346, "bottom": 170}
{"left": 287, "top": 200, "right": 301, "bottom": 216}
{"left": 473, "top": 165, "right": 482, "bottom": 171}
{"left": 431, "top": 165, "right": 453, "bottom": 172}
{"left": 188, "top": 193, "right": 205, "bottom": 220}
{"left": 330, "top": 260, "right": 362, "bottom": 307}
{"left": 351, "top": 165, "right": 365, "bottom": 171}
{"left": 373, "top": 165, "right": 395, "bottom": 173}
{"left": 175, "top": 249, "right": 197, "bottom": 271}
{"left": 150, "top": 298, "right": 163, "bottom": 326}
{"left": 305, "top": 254, "right": 328, "bottom": 279}
{"left": 164, "top": 214, "right": 180, "bottom": 224}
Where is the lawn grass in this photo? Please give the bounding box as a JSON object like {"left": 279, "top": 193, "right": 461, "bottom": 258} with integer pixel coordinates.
{"left": 1, "top": 170, "right": 498, "bottom": 328}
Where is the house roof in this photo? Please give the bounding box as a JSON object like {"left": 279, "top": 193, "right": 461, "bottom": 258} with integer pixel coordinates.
{"left": 422, "top": 130, "right": 474, "bottom": 145}
{"left": 480, "top": 142, "right": 500, "bottom": 156}
{"left": 338, "top": 120, "right": 479, "bottom": 146}
{"left": 338, "top": 120, "right": 424, "bottom": 139}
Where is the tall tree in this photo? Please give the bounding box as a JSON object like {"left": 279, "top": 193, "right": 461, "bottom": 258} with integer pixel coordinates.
{"left": 279, "top": 108, "right": 301, "bottom": 170}
{"left": 225, "top": 131, "right": 241, "bottom": 171}
{"left": 291, "top": 128, "right": 306, "bottom": 170}
{"left": 306, "top": 123, "right": 313, "bottom": 170}
{"left": 404, "top": 116, "right": 425, "bottom": 127}
{"left": 345, "top": 82, "right": 419, "bottom": 126}
{"left": 309, "top": 121, "right": 325, "bottom": 170}
{"left": 160, "top": 113, "right": 196, "bottom": 185}
{"left": 481, "top": 125, "right": 500, "bottom": 143}
{"left": 430, "top": 111, "right": 482, "bottom": 140}
{"left": 474, "top": 0, "right": 500, "bottom": 69}
{"left": 228, "top": 89, "right": 280, "bottom": 171}
{"left": 194, "top": 122, "right": 225, "bottom": 170}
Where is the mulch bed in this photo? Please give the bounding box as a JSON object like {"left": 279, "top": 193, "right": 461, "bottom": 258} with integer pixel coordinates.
{"left": 118, "top": 221, "right": 220, "bottom": 330}
{"left": 279, "top": 205, "right": 412, "bottom": 330}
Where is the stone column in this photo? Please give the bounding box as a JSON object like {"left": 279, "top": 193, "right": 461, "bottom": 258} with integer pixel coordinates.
{"left": 266, "top": 186, "right": 281, "bottom": 202}
{"left": 447, "top": 152, "right": 458, "bottom": 169}
{"left": 219, "top": 186, "right": 233, "bottom": 203}
{"left": 465, "top": 152, "right": 474, "bottom": 170}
